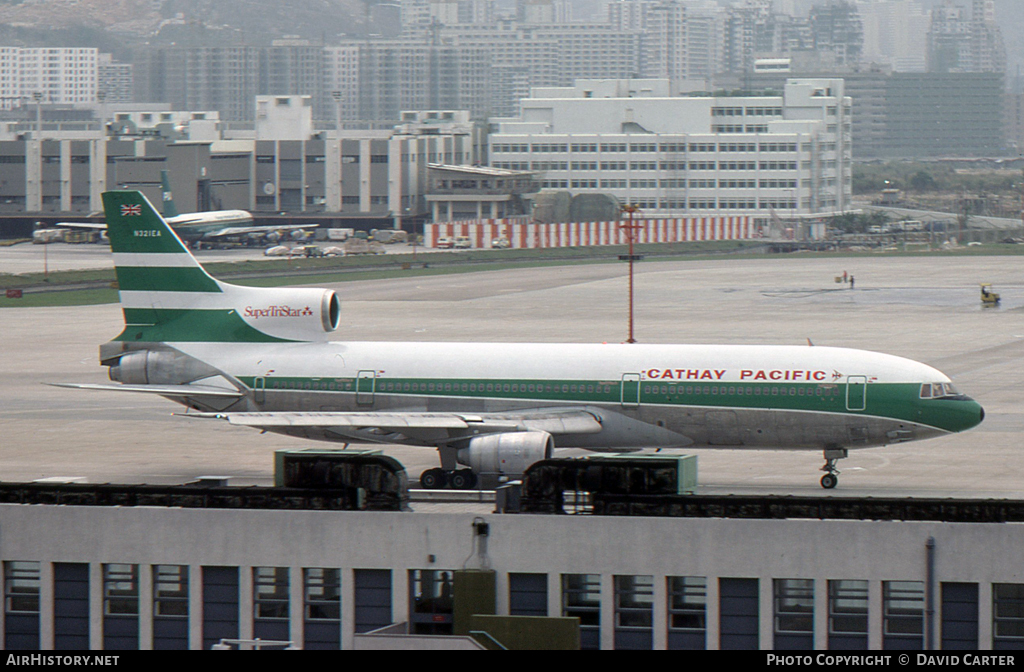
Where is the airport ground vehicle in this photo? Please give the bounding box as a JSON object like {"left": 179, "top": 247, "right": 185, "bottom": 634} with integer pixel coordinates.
{"left": 372, "top": 229, "right": 408, "bottom": 244}
{"left": 981, "top": 283, "right": 1000, "bottom": 307}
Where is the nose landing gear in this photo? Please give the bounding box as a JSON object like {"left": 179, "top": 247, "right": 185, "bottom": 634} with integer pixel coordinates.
{"left": 820, "top": 447, "right": 848, "bottom": 489}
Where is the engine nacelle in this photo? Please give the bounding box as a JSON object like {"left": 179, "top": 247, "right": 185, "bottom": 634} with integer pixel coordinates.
{"left": 457, "top": 431, "right": 554, "bottom": 478}
{"left": 237, "top": 287, "right": 340, "bottom": 340}
{"left": 109, "top": 350, "right": 219, "bottom": 385}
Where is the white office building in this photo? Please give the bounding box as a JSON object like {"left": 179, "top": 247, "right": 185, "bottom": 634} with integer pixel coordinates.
{"left": 489, "top": 78, "right": 852, "bottom": 218}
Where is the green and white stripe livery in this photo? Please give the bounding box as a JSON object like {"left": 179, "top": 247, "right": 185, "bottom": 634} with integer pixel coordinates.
{"left": 88, "top": 191, "right": 984, "bottom": 489}
{"left": 103, "top": 191, "right": 339, "bottom": 344}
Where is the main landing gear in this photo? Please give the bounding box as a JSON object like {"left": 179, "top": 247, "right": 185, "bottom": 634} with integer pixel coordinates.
{"left": 820, "top": 447, "right": 848, "bottom": 489}
{"left": 420, "top": 468, "right": 478, "bottom": 490}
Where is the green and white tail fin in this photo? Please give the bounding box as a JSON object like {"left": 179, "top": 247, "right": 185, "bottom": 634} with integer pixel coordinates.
{"left": 159, "top": 170, "right": 179, "bottom": 218}
{"left": 103, "top": 190, "right": 339, "bottom": 344}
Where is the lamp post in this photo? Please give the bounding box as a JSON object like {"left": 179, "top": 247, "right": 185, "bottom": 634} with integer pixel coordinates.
{"left": 619, "top": 203, "right": 643, "bottom": 344}
{"left": 32, "top": 91, "right": 42, "bottom": 140}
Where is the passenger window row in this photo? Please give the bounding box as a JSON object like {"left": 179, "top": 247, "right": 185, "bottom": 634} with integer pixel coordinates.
{"left": 643, "top": 385, "right": 841, "bottom": 398}
{"left": 379, "top": 381, "right": 614, "bottom": 396}
{"left": 266, "top": 379, "right": 847, "bottom": 400}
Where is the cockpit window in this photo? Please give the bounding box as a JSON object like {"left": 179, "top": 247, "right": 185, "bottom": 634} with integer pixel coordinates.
{"left": 920, "top": 383, "right": 959, "bottom": 399}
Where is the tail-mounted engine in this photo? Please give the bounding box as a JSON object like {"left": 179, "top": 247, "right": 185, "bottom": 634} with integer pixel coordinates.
{"left": 235, "top": 287, "right": 340, "bottom": 341}
{"left": 457, "top": 431, "right": 554, "bottom": 479}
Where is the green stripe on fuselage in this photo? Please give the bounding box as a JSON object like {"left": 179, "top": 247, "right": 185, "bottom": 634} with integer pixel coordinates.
{"left": 237, "top": 376, "right": 978, "bottom": 433}
{"left": 116, "top": 308, "right": 294, "bottom": 343}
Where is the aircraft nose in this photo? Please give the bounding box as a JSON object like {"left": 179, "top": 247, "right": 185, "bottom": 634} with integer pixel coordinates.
{"left": 962, "top": 399, "right": 985, "bottom": 431}
{"left": 942, "top": 397, "right": 985, "bottom": 433}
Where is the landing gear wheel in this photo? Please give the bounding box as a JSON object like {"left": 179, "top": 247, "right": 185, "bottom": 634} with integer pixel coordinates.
{"left": 420, "top": 468, "right": 447, "bottom": 490}
{"left": 819, "top": 447, "right": 847, "bottom": 490}
{"left": 449, "top": 470, "right": 477, "bottom": 490}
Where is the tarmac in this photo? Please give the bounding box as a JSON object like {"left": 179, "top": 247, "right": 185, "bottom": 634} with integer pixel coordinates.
{"left": 2, "top": 245, "right": 1024, "bottom": 499}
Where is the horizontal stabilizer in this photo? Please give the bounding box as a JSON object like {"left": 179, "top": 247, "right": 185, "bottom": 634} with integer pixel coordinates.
{"left": 50, "top": 382, "right": 243, "bottom": 398}
{"left": 56, "top": 222, "right": 107, "bottom": 230}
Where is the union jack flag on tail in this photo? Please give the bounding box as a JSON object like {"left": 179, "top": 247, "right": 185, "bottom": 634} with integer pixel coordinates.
{"left": 120, "top": 204, "right": 142, "bottom": 216}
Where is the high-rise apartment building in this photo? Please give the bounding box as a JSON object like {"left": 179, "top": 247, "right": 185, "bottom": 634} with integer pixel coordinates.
{"left": 328, "top": 40, "right": 492, "bottom": 124}
{"left": 743, "top": 61, "right": 1007, "bottom": 159}
{"left": 928, "top": 0, "right": 1006, "bottom": 74}
{"left": 421, "top": 21, "right": 644, "bottom": 118}
{"left": 808, "top": 1, "right": 864, "bottom": 67}
{"left": 641, "top": 1, "right": 687, "bottom": 84}
{"left": 0, "top": 47, "right": 98, "bottom": 110}
{"left": 856, "top": 0, "right": 930, "bottom": 73}
{"left": 134, "top": 40, "right": 327, "bottom": 122}
{"left": 134, "top": 45, "right": 261, "bottom": 122}
{"left": 323, "top": 45, "right": 361, "bottom": 124}
{"left": 720, "top": 0, "right": 776, "bottom": 76}
{"left": 97, "top": 53, "right": 134, "bottom": 104}
{"left": 606, "top": 0, "right": 722, "bottom": 85}
{"left": 517, "top": 0, "right": 572, "bottom": 24}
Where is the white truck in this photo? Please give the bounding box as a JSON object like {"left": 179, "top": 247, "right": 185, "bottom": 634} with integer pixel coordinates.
{"left": 343, "top": 238, "right": 386, "bottom": 255}
{"left": 372, "top": 229, "right": 409, "bottom": 244}
{"left": 326, "top": 228, "right": 356, "bottom": 242}
{"left": 32, "top": 229, "right": 65, "bottom": 244}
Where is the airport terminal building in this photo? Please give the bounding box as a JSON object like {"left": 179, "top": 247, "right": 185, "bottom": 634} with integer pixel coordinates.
{"left": 0, "top": 77, "right": 850, "bottom": 237}
{"left": 0, "top": 101, "right": 482, "bottom": 229}
{"left": 489, "top": 78, "right": 852, "bottom": 217}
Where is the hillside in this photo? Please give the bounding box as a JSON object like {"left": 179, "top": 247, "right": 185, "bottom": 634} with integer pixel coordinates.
{"left": 0, "top": 0, "right": 364, "bottom": 44}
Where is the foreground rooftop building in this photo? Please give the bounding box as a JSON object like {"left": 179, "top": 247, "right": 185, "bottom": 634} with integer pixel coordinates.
{"left": 489, "top": 78, "right": 851, "bottom": 218}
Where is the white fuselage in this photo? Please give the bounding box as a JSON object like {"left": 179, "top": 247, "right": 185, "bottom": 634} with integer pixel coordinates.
{"left": 174, "top": 340, "right": 960, "bottom": 452}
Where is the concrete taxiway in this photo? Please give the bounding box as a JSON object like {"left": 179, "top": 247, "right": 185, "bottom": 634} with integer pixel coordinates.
{"left": 1, "top": 252, "right": 1023, "bottom": 498}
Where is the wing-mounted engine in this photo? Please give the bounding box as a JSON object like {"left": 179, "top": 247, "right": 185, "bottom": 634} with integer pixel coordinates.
{"left": 456, "top": 430, "right": 554, "bottom": 480}
{"left": 231, "top": 286, "right": 340, "bottom": 341}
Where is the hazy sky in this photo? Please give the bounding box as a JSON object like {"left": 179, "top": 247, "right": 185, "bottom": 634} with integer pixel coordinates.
{"left": 568, "top": 0, "right": 1023, "bottom": 84}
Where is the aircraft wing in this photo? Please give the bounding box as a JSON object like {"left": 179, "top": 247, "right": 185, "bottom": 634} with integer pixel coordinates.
{"left": 203, "top": 224, "right": 319, "bottom": 239}
{"left": 56, "top": 222, "right": 107, "bottom": 230}
{"left": 186, "top": 408, "right": 603, "bottom": 437}
{"left": 50, "top": 382, "right": 244, "bottom": 399}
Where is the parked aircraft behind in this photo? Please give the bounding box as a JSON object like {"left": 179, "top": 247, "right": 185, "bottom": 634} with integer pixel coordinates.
{"left": 57, "top": 191, "right": 985, "bottom": 489}
{"left": 57, "top": 171, "right": 314, "bottom": 247}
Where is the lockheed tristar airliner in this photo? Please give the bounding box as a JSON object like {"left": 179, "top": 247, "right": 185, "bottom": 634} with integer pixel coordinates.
{"left": 58, "top": 191, "right": 985, "bottom": 490}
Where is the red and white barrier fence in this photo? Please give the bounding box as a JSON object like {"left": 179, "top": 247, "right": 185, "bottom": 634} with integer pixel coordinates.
{"left": 426, "top": 216, "right": 761, "bottom": 249}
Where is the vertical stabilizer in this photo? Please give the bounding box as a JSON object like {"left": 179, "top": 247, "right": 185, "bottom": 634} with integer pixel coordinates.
{"left": 160, "top": 170, "right": 179, "bottom": 218}
{"left": 102, "top": 190, "right": 337, "bottom": 344}
{"left": 103, "top": 190, "right": 227, "bottom": 343}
